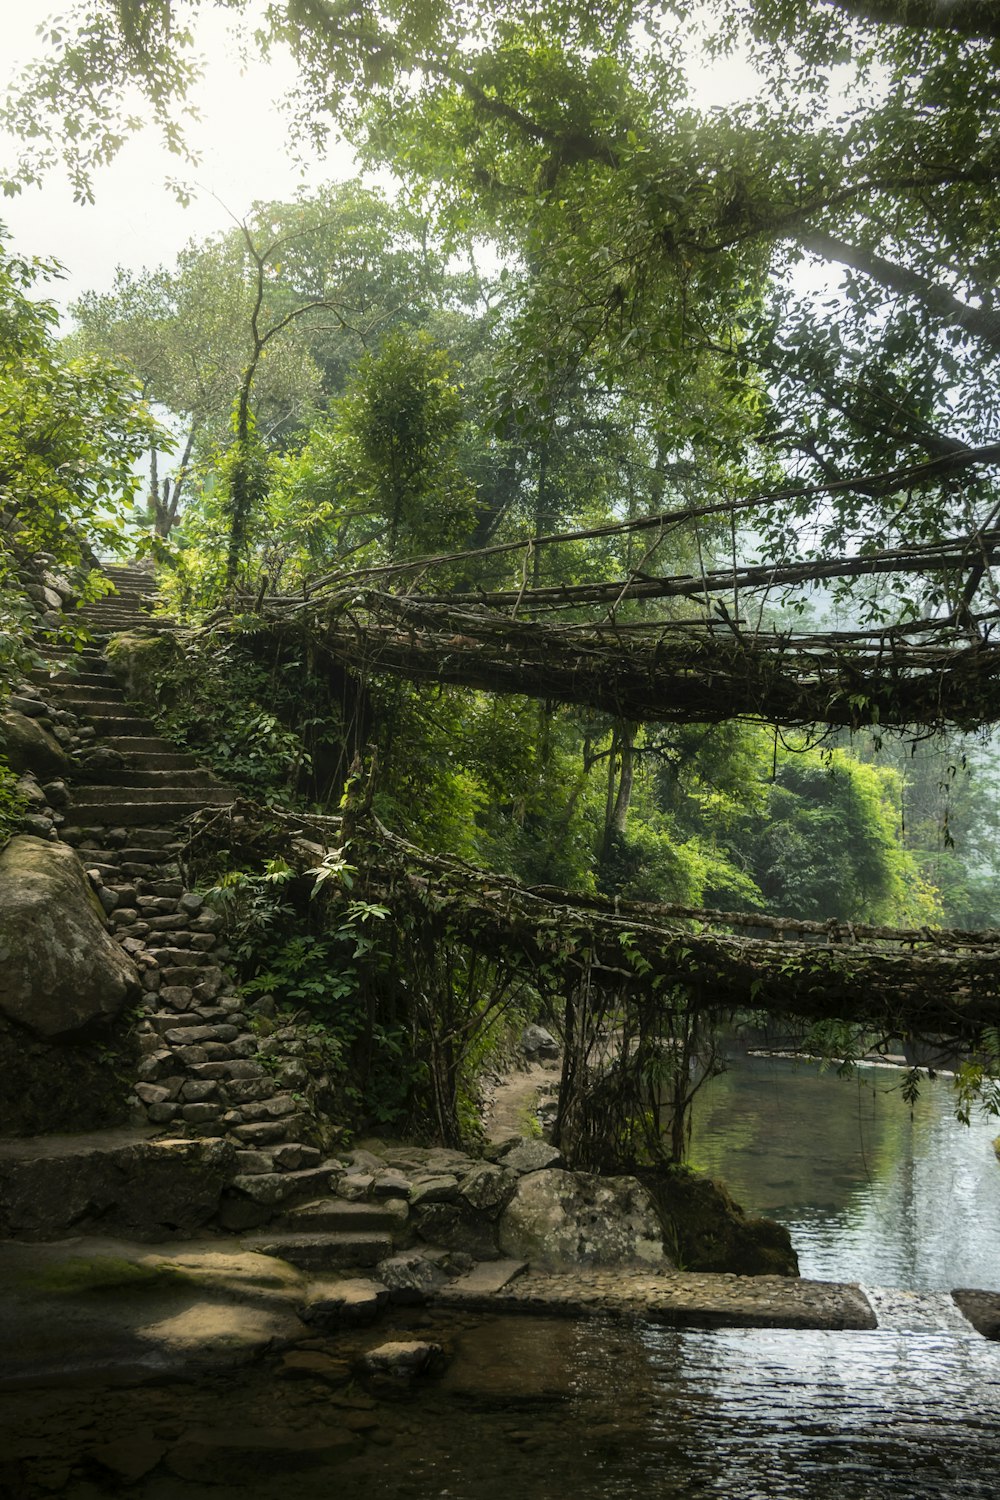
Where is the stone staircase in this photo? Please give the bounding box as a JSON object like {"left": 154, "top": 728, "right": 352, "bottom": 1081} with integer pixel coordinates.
{"left": 21, "top": 563, "right": 403, "bottom": 1270}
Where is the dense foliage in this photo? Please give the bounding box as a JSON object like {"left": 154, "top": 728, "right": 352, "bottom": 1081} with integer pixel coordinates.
{"left": 6, "top": 0, "right": 1000, "bottom": 1147}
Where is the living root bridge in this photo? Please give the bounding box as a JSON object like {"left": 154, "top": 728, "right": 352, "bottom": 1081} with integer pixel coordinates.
{"left": 187, "top": 804, "right": 1000, "bottom": 1047}
{"left": 254, "top": 590, "right": 1000, "bottom": 732}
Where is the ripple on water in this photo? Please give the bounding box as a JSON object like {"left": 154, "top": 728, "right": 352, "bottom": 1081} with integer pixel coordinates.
{"left": 331, "top": 1315, "right": 1000, "bottom": 1500}
{"left": 636, "top": 1324, "right": 1000, "bottom": 1500}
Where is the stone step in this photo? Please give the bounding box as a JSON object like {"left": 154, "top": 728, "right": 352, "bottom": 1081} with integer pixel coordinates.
{"left": 0, "top": 1130, "right": 231, "bottom": 1239}
{"left": 80, "top": 846, "right": 182, "bottom": 867}
{"left": 81, "top": 594, "right": 155, "bottom": 605}
{"left": 28, "top": 670, "right": 114, "bottom": 688}
{"left": 116, "top": 752, "right": 205, "bottom": 771}
{"left": 435, "top": 1259, "right": 529, "bottom": 1301}
{"left": 104, "top": 567, "right": 156, "bottom": 583}
{"left": 87, "top": 714, "right": 158, "bottom": 735}
{"left": 76, "top": 767, "right": 220, "bottom": 787}
{"left": 78, "top": 617, "right": 155, "bottom": 632}
{"left": 69, "top": 784, "right": 234, "bottom": 806}
{"left": 277, "top": 1198, "right": 406, "bottom": 1235}
{"left": 245, "top": 1231, "right": 394, "bottom": 1272}
{"left": 51, "top": 694, "right": 129, "bottom": 710}
{"left": 103, "top": 736, "right": 190, "bottom": 754}
{"left": 78, "top": 607, "right": 155, "bottom": 620}
{"left": 112, "top": 828, "right": 186, "bottom": 848}
{"left": 64, "top": 795, "right": 233, "bottom": 826}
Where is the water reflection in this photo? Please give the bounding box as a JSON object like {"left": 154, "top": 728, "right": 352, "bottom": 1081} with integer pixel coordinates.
{"left": 342, "top": 1316, "right": 1000, "bottom": 1499}
{"left": 688, "top": 1052, "right": 1000, "bottom": 1290}
{"left": 641, "top": 1324, "right": 1000, "bottom": 1500}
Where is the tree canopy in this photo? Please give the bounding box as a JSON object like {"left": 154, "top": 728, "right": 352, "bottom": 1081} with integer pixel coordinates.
{"left": 7, "top": 0, "right": 1000, "bottom": 623}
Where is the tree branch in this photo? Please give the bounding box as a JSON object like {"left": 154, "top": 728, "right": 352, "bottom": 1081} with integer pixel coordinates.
{"left": 798, "top": 228, "right": 1000, "bottom": 354}
{"left": 825, "top": 0, "right": 1000, "bottom": 38}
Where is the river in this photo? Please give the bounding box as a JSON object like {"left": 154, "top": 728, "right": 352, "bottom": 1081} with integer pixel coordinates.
{"left": 687, "top": 1050, "right": 1000, "bottom": 1292}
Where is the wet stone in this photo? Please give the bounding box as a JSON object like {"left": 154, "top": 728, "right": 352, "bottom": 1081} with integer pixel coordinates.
{"left": 224, "top": 1059, "right": 266, "bottom": 1080}
{"left": 180, "top": 1080, "right": 219, "bottom": 1103}
{"left": 301, "top": 1278, "right": 390, "bottom": 1330}
{"left": 225, "top": 1079, "right": 279, "bottom": 1105}
{"left": 160, "top": 986, "right": 194, "bottom": 1010}
{"left": 372, "top": 1169, "right": 412, "bottom": 1199}
{"left": 199, "top": 1042, "right": 235, "bottom": 1062}
{"left": 181, "top": 1103, "right": 220, "bottom": 1123}
{"left": 134, "top": 1083, "right": 171, "bottom": 1106}
{"left": 234, "top": 1120, "right": 304, "bottom": 1146}
{"left": 175, "top": 1045, "right": 210, "bottom": 1067}
{"left": 146, "top": 913, "right": 187, "bottom": 932}
{"left": 234, "top": 1150, "right": 275, "bottom": 1175}
{"left": 339, "top": 1173, "right": 374, "bottom": 1201}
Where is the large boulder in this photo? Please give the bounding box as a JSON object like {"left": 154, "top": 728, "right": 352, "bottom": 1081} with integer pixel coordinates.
{"left": 0, "top": 836, "right": 140, "bottom": 1038}
{"left": 498, "top": 1168, "right": 671, "bottom": 1269}
{"left": 105, "top": 630, "right": 184, "bottom": 705}
{"left": 1, "top": 711, "right": 71, "bottom": 779}
{"left": 634, "top": 1165, "right": 800, "bottom": 1277}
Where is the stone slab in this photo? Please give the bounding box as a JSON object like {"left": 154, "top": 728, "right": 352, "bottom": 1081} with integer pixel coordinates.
{"left": 438, "top": 1267, "right": 878, "bottom": 1330}
{"left": 437, "top": 1258, "right": 528, "bottom": 1299}
{"left": 952, "top": 1289, "right": 1000, "bottom": 1340}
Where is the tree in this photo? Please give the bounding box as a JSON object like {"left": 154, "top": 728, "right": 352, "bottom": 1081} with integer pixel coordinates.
{"left": 68, "top": 182, "right": 485, "bottom": 559}
{"left": 8, "top": 1, "right": 1000, "bottom": 1150}
{"left": 0, "top": 232, "right": 158, "bottom": 628}
{"left": 329, "top": 329, "right": 476, "bottom": 557}
{"left": 11, "top": 2, "right": 1000, "bottom": 618}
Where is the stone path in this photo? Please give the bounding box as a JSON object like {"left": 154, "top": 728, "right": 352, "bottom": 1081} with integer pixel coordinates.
{"left": 440, "top": 1265, "right": 877, "bottom": 1330}
{"left": 482, "top": 1059, "right": 560, "bottom": 1141}
{"left": 16, "top": 564, "right": 390, "bottom": 1260}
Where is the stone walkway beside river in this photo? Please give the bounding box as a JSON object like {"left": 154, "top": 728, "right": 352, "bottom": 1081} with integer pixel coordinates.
{"left": 439, "top": 1263, "right": 878, "bottom": 1329}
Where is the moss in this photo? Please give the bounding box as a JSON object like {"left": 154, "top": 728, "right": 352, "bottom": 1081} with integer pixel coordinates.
{"left": 17, "top": 1255, "right": 192, "bottom": 1297}
{"left": 635, "top": 1163, "right": 799, "bottom": 1277}
{"left": 105, "top": 630, "right": 184, "bottom": 708}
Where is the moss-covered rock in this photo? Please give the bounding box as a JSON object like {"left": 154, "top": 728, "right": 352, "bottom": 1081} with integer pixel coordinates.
{"left": 0, "top": 711, "right": 71, "bottom": 779}
{"left": 105, "top": 629, "right": 185, "bottom": 708}
{"left": 635, "top": 1164, "right": 799, "bottom": 1277}
{"left": 0, "top": 1135, "right": 235, "bottom": 1239}
{"left": 0, "top": 835, "right": 140, "bottom": 1039}
{"left": 498, "top": 1168, "right": 671, "bottom": 1269}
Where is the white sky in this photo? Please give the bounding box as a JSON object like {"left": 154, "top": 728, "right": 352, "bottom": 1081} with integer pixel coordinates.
{"left": 0, "top": 4, "right": 765, "bottom": 312}
{"left": 0, "top": 4, "right": 351, "bottom": 306}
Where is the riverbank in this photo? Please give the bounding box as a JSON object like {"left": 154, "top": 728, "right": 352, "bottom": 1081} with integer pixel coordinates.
{"left": 5, "top": 1226, "right": 999, "bottom": 1392}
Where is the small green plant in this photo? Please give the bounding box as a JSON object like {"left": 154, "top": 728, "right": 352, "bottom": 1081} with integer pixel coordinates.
{"left": 203, "top": 850, "right": 408, "bottom": 1130}
{"left": 0, "top": 756, "right": 28, "bottom": 840}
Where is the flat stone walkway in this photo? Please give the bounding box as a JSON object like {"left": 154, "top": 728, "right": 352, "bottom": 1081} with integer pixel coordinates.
{"left": 438, "top": 1266, "right": 877, "bottom": 1330}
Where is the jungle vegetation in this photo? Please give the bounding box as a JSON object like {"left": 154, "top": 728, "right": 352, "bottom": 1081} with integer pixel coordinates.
{"left": 3, "top": 0, "right": 1000, "bottom": 1152}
